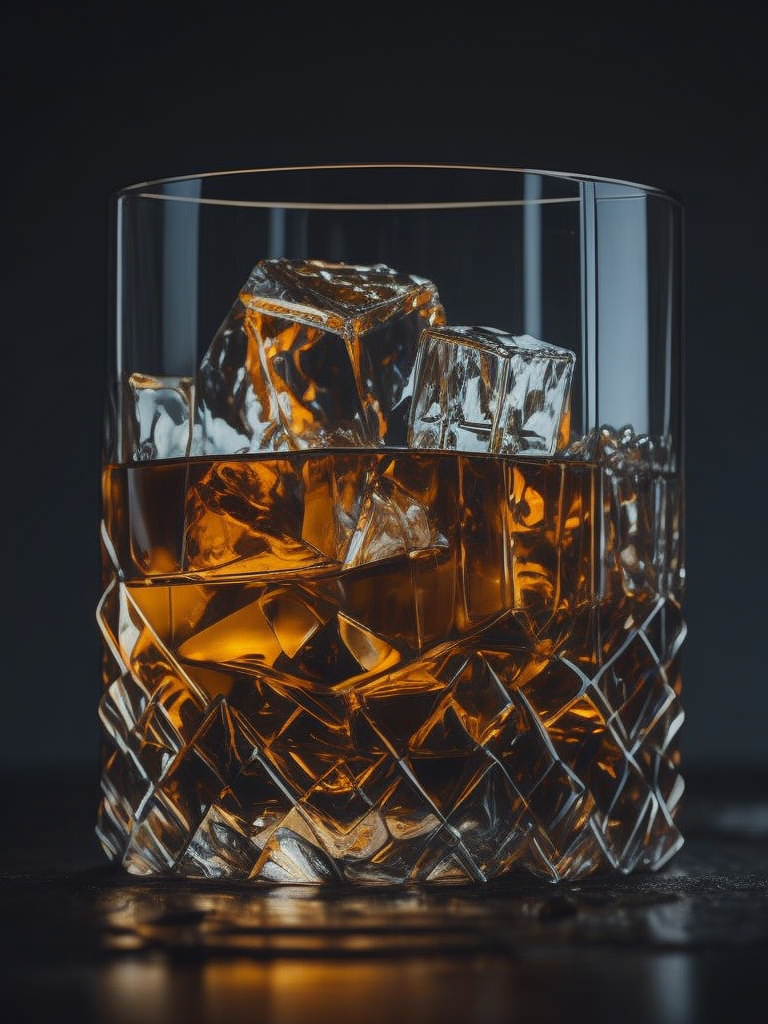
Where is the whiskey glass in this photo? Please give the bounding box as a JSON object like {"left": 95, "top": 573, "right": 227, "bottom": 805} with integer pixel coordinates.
{"left": 98, "top": 166, "right": 684, "bottom": 882}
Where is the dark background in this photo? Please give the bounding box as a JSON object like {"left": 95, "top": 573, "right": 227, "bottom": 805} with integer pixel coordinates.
{"left": 3, "top": 31, "right": 766, "bottom": 774}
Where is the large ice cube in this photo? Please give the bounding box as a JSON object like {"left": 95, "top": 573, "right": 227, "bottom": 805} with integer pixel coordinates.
{"left": 127, "top": 373, "right": 195, "bottom": 461}
{"left": 197, "top": 259, "right": 444, "bottom": 454}
{"left": 408, "top": 326, "right": 574, "bottom": 456}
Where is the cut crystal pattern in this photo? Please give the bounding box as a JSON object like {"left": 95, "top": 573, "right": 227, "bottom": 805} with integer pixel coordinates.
{"left": 98, "top": 441, "right": 684, "bottom": 883}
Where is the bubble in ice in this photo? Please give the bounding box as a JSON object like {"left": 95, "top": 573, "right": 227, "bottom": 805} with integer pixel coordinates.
{"left": 407, "top": 325, "right": 574, "bottom": 457}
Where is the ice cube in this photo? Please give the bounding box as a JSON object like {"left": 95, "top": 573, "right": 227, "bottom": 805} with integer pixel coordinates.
{"left": 408, "top": 326, "right": 574, "bottom": 456}
{"left": 127, "top": 373, "right": 195, "bottom": 461}
{"left": 197, "top": 259, "right": 444, "bottom": 454}
{"left": 343, "top": 473, "right": 436, "bottom": 567}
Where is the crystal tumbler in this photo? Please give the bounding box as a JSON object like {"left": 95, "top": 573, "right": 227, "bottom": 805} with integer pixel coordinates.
{"left": 98, "top": 166, "right": 685, "bottom": 882}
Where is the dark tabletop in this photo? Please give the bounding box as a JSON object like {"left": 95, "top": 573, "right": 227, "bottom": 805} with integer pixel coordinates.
{"left": 2, "top": 770, "right": 766, "bottom": 1024}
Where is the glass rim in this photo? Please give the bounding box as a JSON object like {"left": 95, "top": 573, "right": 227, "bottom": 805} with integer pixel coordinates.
{"left": 114, "top": 163, "right": 682, "bottom": 210}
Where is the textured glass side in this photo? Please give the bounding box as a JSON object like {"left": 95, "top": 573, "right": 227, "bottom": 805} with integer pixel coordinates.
{"left": 577, "top": 181, "right": 685, "bottom": 862}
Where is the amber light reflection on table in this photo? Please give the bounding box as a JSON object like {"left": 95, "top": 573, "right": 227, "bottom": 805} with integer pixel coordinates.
{"left": 90, "top": 947, "right": 755, "bottom": 1024}
{"left": 94, "top": 953, "right": 707, "bottom": 1024}
{"left": 2, "top": 774, "right": 767, "bottom": 1024}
